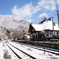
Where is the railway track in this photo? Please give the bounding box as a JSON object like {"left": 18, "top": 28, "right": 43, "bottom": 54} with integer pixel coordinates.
{"left": 25, "top": 44, "right": 59, "bottom": 55}
{"left": 6, "top": 42, "right": 36, "bottom": 59}
{"left": 12, "top": 41, "right": 59, "bottom": 56}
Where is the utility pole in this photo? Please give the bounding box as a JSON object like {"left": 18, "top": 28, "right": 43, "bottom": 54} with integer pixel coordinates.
{"left": 52, "top": 17, "right": 54, "bottom": 35}
{"left": 55, "top": 0, "right": 59, "bottom": 28}
{"left": 55, "top": 0, "right": 59, "bottom": 40}
{"left": 57, "top": 10, "right": 59, "bottom": 40}
{"left": 57, "top": 10, "right": 59, "bottom": 28}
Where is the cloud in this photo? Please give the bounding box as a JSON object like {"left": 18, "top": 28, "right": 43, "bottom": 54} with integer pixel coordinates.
{"left": 38, "top": 13, "right": 48, "bottom": 18}
{"left": 11, "top": 0, "right": 59, "bottom": 21}
{"left": 12, "top": 2, "right": 34, "bottom": 18}
{"left": 11, "top": 2, "right": 41, "bottom": 19}
{"left": 37, "top": 0, "right": 57, "bottom": 10}
{"left": 26, "top": 19, "right": 33, "bottom": 23}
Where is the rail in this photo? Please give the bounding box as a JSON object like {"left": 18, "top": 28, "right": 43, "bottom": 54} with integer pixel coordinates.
{"left": 6, "top": 42, "right": 36, "bottom": 59}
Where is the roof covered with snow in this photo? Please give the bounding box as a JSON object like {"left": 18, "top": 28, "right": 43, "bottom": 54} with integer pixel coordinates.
{"left": 32, "top": 24, "right": 42, "bottom": 31}
{"left": 31, "top": 20, "right": 59, "bottom": 31}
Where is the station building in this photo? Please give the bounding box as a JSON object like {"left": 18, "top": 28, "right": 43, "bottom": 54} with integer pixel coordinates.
{"left": 28, "top": 18, "right": 59, "bottom": 41}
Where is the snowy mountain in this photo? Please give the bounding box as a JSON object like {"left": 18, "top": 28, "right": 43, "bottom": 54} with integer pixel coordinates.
{"left": 0, "top": 15, "right": 29, "bottom": 31}
{"left": 13, "top": 19, "right": 29, "bottom": 25}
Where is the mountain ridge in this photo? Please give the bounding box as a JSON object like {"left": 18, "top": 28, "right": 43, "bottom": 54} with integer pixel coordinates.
{"left": 0, "top": 15, "right": 29, "bottom": 31}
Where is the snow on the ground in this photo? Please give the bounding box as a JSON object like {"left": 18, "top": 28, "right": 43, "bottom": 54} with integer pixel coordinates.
{"left": 0, "top": 41, "right": 5, "bottom": 59}
{"left": 0, "top": 40, "right": 59, "bottom": 59}
{"left": 8, "top": 40, "right": 59, "bottom": 59}
{"left": 0, "top": 41, "right": 19, "bottom": 59}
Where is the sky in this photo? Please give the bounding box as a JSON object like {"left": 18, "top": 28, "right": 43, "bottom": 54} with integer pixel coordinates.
{"left": 0, "top": 0, "right": 59, "bottom": 23}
